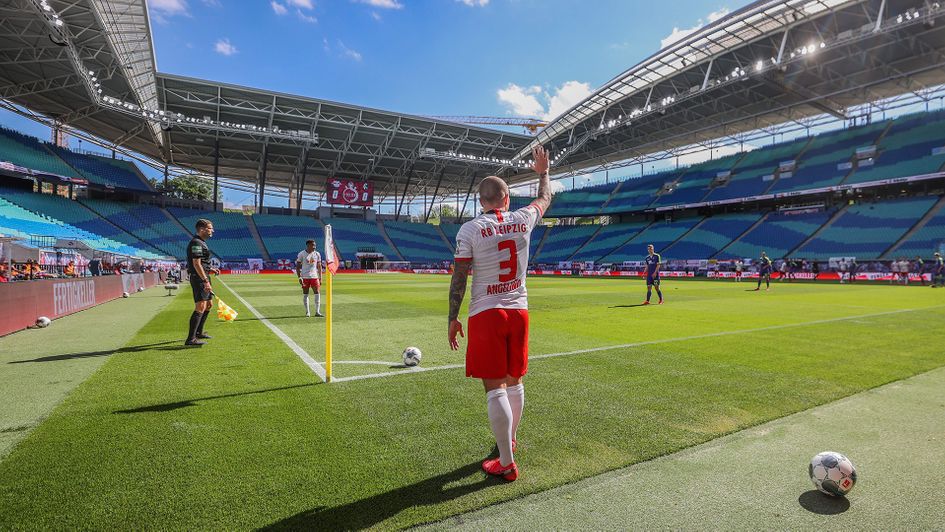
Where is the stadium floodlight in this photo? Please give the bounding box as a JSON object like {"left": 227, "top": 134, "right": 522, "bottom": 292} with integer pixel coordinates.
{"left": 755, "top": 60, "right": 764, "bottom": 72}
{"left": 54, "top": 18, "right": 63, "bottom": 26}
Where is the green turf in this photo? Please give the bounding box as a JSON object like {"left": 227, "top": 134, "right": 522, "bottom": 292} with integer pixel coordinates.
{"left": 0, "top": 275, "right": 943, "bottom": 529}
{"left": 429, "top": 365, "right": 945, "bottom": 530}
{"left": 0, "top": 288, "right": 175, "bottom": 458}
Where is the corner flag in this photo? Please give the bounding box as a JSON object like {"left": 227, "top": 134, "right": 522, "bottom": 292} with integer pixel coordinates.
{"left": 324, "top": 225, "right": 337, "bottom": 382}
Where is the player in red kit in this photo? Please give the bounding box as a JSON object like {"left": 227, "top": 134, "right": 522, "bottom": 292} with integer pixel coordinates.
{"left": 448, "top": 145, "right": 553, "bottom": 482}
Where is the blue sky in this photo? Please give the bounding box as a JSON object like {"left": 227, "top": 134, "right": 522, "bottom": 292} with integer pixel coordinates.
{"left": 2, "top": 0, "right": 741, "bottom": 210}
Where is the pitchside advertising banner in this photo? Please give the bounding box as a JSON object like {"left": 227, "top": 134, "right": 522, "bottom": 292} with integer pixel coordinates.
{"left": 0, "top": 273, "right": 160, "bottom": 336}
{"left": 327, "top": 178, "right": 373, "bottom": 207}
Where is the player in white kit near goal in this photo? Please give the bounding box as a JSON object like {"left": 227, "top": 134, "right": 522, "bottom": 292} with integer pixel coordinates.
{"left": 448, "top": 145, "right": 553, "bottom": 481}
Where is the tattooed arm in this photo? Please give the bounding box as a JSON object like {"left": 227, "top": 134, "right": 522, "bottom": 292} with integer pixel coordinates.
{"left": 448, "top": 260, "right": 472, "bottom": 350}
{"left": 529, "top": 145, "right": 553, "bottom": 217}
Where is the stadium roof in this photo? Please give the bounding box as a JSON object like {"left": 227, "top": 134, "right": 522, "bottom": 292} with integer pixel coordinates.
{"left": 2, "top": 0, "right": 945, "bottom": 206}
{"left": 0, "top": 0, "right": 534, "bottom": 207}
{"left": 517, "top": 0, "right": 945, "bottom": 175}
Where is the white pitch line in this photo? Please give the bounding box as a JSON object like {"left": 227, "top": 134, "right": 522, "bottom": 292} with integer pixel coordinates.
{"left": 332, "top": 305, "right": 944, "bottom": 383}
{"left": 217, "top": 278, "right": 327, "bottom": 382}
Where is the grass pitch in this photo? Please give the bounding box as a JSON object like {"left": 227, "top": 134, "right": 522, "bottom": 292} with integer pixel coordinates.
{"left": 0, "top": 274, "right": 943, "bottom": 529}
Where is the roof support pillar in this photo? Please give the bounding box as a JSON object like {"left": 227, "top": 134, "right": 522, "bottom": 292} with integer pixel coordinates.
{"left": 296, "top": 151, "right": 309, "bottom": 216}
{"left": 258, "top": 145, "right": 269, "bottom": 214}
{"left": 701, "top": 59, "right": 714, "bottom": 90}
{"left": 777, "top": 29, "right": 790, "bottom": 64}
{"left": 458, "top": 172, "right": 477, "bottom": 223}
{"left": 395, "top": 168, "right": 413, "bottom": 221}
{"left": 424, "top": 168, "right": 446, "bottom": 223}
{"left": 874, "top": 0, "right": 886, "bottom": 32}
{"left": 212, "top": 140, "right": 220, "bottom": 212}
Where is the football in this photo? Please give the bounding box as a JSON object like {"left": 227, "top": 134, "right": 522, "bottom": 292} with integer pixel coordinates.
{"left": 809, "top": 451, "right": 857, "bottom": 497}
{"left": 136, "top": 286, "right": 144, "bottom": 292}
{"left": 35, "top": 316, "right": 51, "bottom": 328}
{"left": 402, "top": 346, "right": 422, "bottom": 367}
{"left": 122, "top": 291, "right": 129, "bottom": 298}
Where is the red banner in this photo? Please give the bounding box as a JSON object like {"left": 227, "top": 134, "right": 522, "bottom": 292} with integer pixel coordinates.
{"left": 327, "top": 178, "right": 373, "bottom": 207}
{"left": 0, "top": 273, "right": 160, "bottom": 336}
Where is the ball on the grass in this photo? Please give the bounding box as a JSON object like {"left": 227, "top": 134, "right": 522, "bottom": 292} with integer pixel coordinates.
{"left": 122, "top": 291, "right": 129, "bottom": 298}
{"left": 136, "top": 286, "right": 144, "bottom": 292}
{"left": 35, "top": 316, "right": 51, "bottom": 328}
{"left": 402, "top": 346, "right": 422, "bottom": 367}
{"left": 809, "top": 451, "right": 857, "bottom": 496}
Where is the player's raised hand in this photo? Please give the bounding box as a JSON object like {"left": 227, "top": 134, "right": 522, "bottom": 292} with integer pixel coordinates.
{"left": 531, "top": 145, "right": 549, "bottom": 175}
{"left": 448, "top": 319, "right": 465, "bottom": 350}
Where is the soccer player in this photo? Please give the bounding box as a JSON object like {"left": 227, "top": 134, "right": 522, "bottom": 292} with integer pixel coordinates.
{"left": 295, "top": 239, "right": 323, "bottom": 317}
{"left": 642, "top": 244, "right": 663, "bottom": 305}
{"left": 734, "top": 259, "right": 743, "bottom": 282}
{"left": 447, "top": 145, "right": 553, "bottom": 482}
{"left": 915, "top": 255, "right": 926, "bottom": 286}
{"left": 186, "top": 218, "right": 218, "bottom": 346}
{"left": 754, "top": 251, "right": 772, "bottom": 291}
{"left": 933, "top": 252, "right": 944, "bottom": 288}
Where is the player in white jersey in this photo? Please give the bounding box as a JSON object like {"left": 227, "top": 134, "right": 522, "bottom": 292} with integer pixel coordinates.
{"left": 295, "top": 239, "right": 323, "bottom": 317}
{"left": 448, "top": 145, "right": 553, "bottom": 482}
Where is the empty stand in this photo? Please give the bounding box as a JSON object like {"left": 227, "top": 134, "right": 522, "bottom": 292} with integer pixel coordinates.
{"left": 382, "top": 220, "right": 454, "bottom": 263}
{"left": 664, "top": 212, "right": 765, "bottom": 259}
{"left": 795, "top": 197, "right": 938, "bottom": 260}
{"left": 252, "top": 213, "right": 324, "bottom": 260}
{"left": 169, "top": 208, "right": 263, "bottom": 261}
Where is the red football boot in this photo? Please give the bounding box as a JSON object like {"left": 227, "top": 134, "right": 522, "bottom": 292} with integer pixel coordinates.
{"left": 482, "top": 458, "right": 519, "bottom": 481}
{"left": 642, "top": 301, "right": 650, "bottom": 305}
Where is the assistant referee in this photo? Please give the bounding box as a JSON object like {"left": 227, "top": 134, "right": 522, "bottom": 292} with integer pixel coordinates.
{"left": 186, "top": 218, "right": 218, "bottom": 346}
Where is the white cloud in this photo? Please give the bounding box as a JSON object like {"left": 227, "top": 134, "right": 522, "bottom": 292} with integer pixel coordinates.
{"left": 271, "top": 1, "right": 288, "bottom": 14}
{"left": 545, "top": 81, "right": 592, "bottom": 121}
{"left": 660, "top": 8, "right": 730, "bottom": 50}
{"left": 297, "top": 9, "right": 317, "bottom": 22}
{"left": 497, "top": 84, "right": 544, "bottom": 118}
{"left": 149, "top": 0, "right": 189, "bottom": 22}
{"left": 214, "top": 38, "right": 238, "bottom": 56}
{"left": 287, "top": 0, "right": 314, "bottom": 8}
{"left": 338, "top": 40, "right": 362, "bottom": 61}
{"left": 370, "top": 11, "right": 382, "bottom": 20}
{"left": 458, "top": 0, "right": 489, "bottom": 5}
{"left": 497, "top": 81, "right": 593, "bottom": 121}
{"left": 354, "top": 0, "right": 403, "bottom": 9}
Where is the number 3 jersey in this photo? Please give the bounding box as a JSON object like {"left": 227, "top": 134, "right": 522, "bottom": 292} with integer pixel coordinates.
{"left": 454, "top": 204, "right": 543, "bottom": 317}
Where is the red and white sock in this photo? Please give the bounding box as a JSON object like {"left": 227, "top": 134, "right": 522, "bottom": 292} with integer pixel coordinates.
{"left": 486, "top": 388, "right": 514, "bottom": 466}
{"left": 506, "top": 383, "right": 524, "bottom": 442}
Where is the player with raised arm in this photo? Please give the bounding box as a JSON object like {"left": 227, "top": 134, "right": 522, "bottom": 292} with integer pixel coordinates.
{"left": 447, "top": 145, "right": 553, "bottom": 482}
{"left": 753, "top": 251, "right": 773, "bottom": 291}
{"left": 296, "top": 239, "right": 323, "bottom": 317}
{"left": 642, "top": 244, "right": 663, "bottom": 305}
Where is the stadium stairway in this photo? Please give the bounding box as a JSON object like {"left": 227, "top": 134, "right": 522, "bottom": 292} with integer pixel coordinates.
{"left": 597, "top": 180, "right": 624, "bottom": 213}
{"left": 435, "top": 225, "right": 454, "bottom": 254}
{"left": 377, "top": 221, "right": 407, "bottom": 261}
{"left": 712, "top": 212, "right": 771, "bottom": 259}
{"left": 658, "top": 216, "right": 710, "bottom": 258}
{"left": 880, "top": 194, "right": 945, "bottom": 259}
{"left": 784, "top": 205, "right": 850, "bottom": 257}
{"left": 564, "top": 224, "right": 605, "bottom": 262}
{"left": 530, "top": 226, "right": 552, "bottom": 265}
{"left": 245, "top": 216, "right": 272, "bottom": 261}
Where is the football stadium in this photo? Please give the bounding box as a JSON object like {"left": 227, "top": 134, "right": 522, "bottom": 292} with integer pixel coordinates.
{"left": 2, "top": 0, "right": 945, "bottom": 528}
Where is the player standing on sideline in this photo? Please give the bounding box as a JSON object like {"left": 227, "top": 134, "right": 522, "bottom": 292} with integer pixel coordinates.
{"left": 447, "top": 145, "right": 553, "bottom": 482}
{"left": 933, "top": 252, "right": 944, "bottom": 288}
{"left": 778, "top": 259, "right": 788, "bottom": 282}
{"left": 296, "top": 239, "right": 323, "bottom": 317}
{"left": 735, "top": 259, "right": 743, "bottom": 282}
{"left": 915, "top": 255, "right": 926, "bottom": 286}
{"left": 642, "top": 244, "right": 663, "bottom": 305}
{"left": 185, "top": 219, "right": 218, "bottom": 346}
{"left": 753, "top": 251, "right": 773, "bottom": 291}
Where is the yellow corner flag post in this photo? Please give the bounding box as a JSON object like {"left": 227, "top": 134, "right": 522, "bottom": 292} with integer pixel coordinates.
{"left": 324, "top": 225, "right": 339, "bottom": 383}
